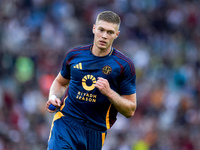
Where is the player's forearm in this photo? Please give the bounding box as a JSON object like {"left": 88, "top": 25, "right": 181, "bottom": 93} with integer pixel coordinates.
{"left": 48, "top": 78, "right": 68, "bottom": 99}
{"left": 107, "top": 90, "right": 137, "bottom": 118}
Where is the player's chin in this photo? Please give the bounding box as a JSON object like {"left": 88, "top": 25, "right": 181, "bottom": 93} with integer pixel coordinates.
{"left": 98, "top": 44, "right": 108, "bottom": 50}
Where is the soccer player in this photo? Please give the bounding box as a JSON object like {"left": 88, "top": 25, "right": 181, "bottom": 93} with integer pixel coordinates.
{"left": 46, "top": 10, "right": 137, "bottom": 150}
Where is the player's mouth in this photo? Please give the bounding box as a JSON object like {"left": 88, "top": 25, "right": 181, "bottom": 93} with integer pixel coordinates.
{"left": 99, "top": 40, "right": 107, "bottom": 45}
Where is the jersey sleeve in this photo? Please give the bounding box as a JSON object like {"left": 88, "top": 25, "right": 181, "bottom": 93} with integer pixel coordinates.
{"left": 60, "top": 53, "right": 71, "bottom": 80}
{"left": 119, "top": 61, "right": 136, "bottom": 95}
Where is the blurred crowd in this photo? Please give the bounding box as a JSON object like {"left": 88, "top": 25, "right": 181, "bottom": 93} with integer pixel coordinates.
{"left": 0, "top": 0, "right": 200, "bottom": 150}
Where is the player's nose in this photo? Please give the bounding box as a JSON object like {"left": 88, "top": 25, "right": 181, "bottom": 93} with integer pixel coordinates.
{"left": 102, "top": 32, "right": 107, "bottom": 39}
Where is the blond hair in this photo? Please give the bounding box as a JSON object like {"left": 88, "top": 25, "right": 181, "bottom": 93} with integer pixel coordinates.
{"left": 96, "top": 11, "right": 121, "bottom": 27}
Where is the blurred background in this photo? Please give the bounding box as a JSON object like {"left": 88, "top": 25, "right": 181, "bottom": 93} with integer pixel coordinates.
{"left": 0, "top": 0, "right": 200, "bottom": 149}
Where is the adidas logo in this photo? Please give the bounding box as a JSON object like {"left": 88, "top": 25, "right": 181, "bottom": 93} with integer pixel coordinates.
{"left": 74, "top": 63, "right": 82, "bottom": 69}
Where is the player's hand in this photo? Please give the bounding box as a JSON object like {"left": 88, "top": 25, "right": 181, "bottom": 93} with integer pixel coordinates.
{"left": 46, "top": 95, "right": 61, "bottom": 113}
{"left": 95, "top": 77, "right": 112, "bottom": 97}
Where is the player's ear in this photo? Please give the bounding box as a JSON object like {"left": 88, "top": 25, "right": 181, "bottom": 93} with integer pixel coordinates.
{"left": 115, "top": 31, "right": 120, "bottom": 39}
{"left": 92, "top": 24, "right": 96, "bottom": 34}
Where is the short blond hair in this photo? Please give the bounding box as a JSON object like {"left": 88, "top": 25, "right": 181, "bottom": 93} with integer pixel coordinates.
{"left": 96, "top": 11, "right": 121, "bottom": 27}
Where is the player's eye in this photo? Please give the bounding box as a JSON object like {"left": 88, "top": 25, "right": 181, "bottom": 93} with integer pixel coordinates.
{"left": 99, "top": 29, "right": 104, "bottom": 32}
{"left": 107, "top": 31, "right": 113, "bottom": 35}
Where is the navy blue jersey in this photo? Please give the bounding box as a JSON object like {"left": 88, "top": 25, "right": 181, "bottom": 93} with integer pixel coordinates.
{"left": 59, "top": 44, "right": 136, "bottom": 131}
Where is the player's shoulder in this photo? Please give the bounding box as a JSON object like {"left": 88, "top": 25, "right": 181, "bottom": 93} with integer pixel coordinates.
{"left": 112, "top": 48, "right": 136, "bottom": 75}
{"left": 112, "top": 48, "right": 134, "bottom": 65}
{"left": 64, "top": 44, "right": 91, "bottom": 58}
{"left": 69, "top": 44, "right": 91, "bottom": 54}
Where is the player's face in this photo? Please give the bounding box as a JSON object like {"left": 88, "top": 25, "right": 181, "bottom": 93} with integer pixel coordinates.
{"left": 93, "top": 20, "right": 120, "bottom": 51}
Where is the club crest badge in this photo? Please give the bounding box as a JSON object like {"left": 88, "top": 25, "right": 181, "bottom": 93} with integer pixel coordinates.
{"left": 102, "top": 65, "right": 112, "bottom": 75}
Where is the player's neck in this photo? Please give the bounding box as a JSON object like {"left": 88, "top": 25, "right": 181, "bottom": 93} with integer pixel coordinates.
{"left": 91, "top": 45, "right": 111, "bottom": 57}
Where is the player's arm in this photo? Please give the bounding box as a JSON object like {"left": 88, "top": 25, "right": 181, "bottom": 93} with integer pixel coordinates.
{"left": 46, "top": 72, "right": 70, "bottom": 113}
{"left": 95, "top": 77, "right": 136, "bottom": 118}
